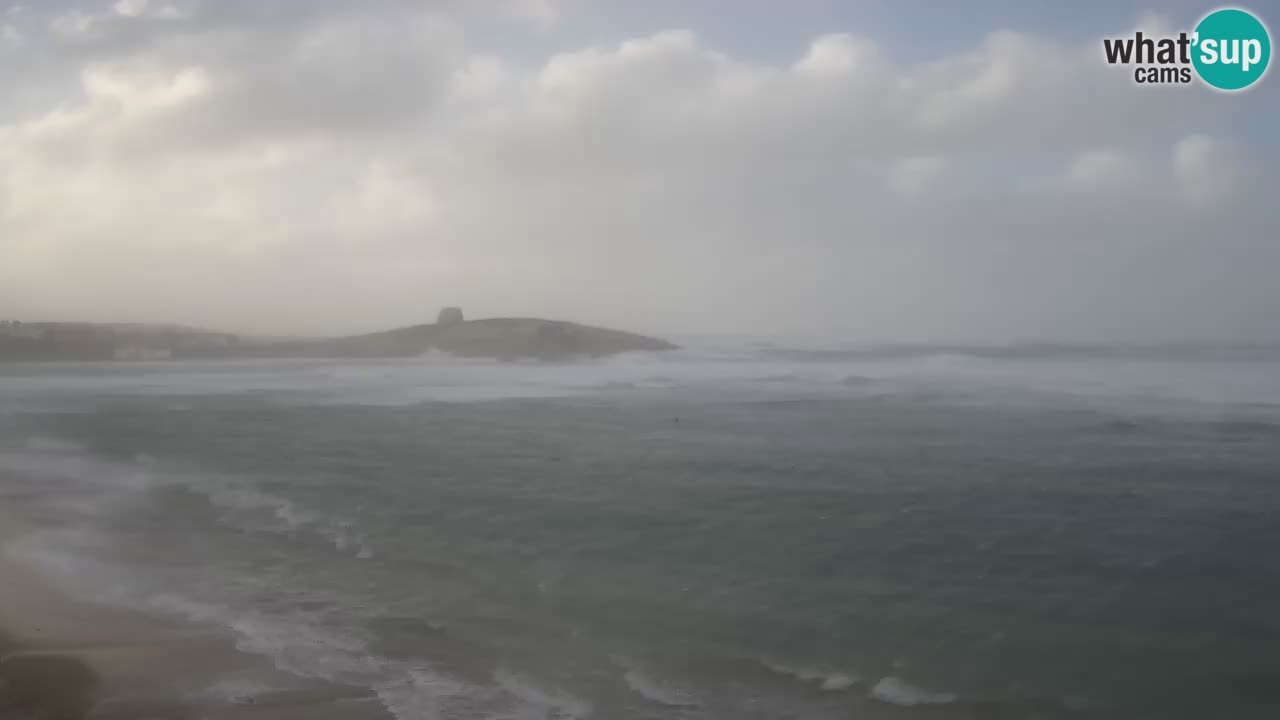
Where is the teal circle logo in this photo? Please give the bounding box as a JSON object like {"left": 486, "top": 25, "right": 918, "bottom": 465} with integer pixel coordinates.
{"left": 1192, "top": 8, "right": 1271, "bottom": 91}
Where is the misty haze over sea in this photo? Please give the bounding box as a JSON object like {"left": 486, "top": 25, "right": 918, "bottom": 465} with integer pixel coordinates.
{"left": 3, "top": 0, "right": 1280, "bottom": 718}
{"left": 3, "top": 341, "right": 1279, "bottom": 719}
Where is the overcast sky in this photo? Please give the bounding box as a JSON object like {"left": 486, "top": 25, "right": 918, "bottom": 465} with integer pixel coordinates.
{"left": 1, "top": 0, "right": 1277, "bottom": 342}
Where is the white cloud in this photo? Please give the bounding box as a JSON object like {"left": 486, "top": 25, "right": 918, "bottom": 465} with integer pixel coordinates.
{"left": 0, "top": 4, "right": 1275, "bottom": 341}
{"left": 500, "top": 0, "right": 568, "bottom": 29}
{"left": 794, "top": 33, "right": 880, "bottom": 75}
{"left": 1173, "top": 134, "right": 1242, "bottom": 210}
{"left": 0, "top": 23, "right": 19, "bottom": 49}
{"left": 1063, "top": 149, "right": 1140, "bottom": 191}
{"left": 112, "top": 0, "right": 184, "bottom": 21}
{"left": 888, "top": 155, "right": 948, "bottom": 196}
{"left": 114, "top": 0, "right": 149, "bottom": 18}
{"left": 50, "top": 10, "right": 94, "bottom": 38}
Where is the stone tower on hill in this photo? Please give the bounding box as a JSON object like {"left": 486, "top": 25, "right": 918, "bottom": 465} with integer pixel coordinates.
{"left": 437, "top": 307, "right": 464, "bottom": 326}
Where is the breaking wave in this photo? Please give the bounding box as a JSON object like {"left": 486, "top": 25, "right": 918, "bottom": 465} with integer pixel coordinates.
{"left": 191, "top": 482, "right": 375, "bottom": 560}
{"left": 494, "top": 669, "right": 593, "bottom": 719}
{"left": 760, "top": 658, "right": 861, "bottom": 691}
{"left": 870, "top": 676, "right": 958, "bottom": 706}
{"left": 611, "top": 656, "right": 700, "bottom": 707}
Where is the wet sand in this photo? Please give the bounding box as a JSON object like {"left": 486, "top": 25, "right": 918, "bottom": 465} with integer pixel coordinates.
{"left": 0, "top": 635, "right": 98, "bottom": 720}
{"left": 0, "top": 515, "right": 392, "bottom": 719}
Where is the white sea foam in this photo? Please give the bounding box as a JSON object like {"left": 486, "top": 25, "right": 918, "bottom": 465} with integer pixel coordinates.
{"left": 316, "top": 518, "right": 376, "bottom": 560}
{"left": 7, "top": 437, "right": 374, "bottom": 559}
{"left": 870, "top": 676, "right": 958, "bottom": 706}
{"left": 140, "top": 588, "right": 481, "bottom": 720}
{"left": 229, "top": 613, "right": 376, "bottom": 680}
{"left": 609, "top": 655, "right": 700, "bottom": 707}
{"left": 191, "top": 481, "right": 375, "bottom": 559}
{"left": 374, "top": 669, "right": 454, "bottom": 720}
{"left": 622, "top": 669, "right": 700, "bottom": 707}
{"left": 148, "top": 591, "right": 486, "bottom": 720}
{"left": 199, "top": 485, "right": 305, "bottom": 523}
{"left": 817, "top": 674, "right": 859, "bottom": 691}
{"left": 494, "top": 669, "right": 593, "bottom": 719}
{"left": 11, "top": 433, "right": 376, "bottom": 560}
{"left": 10, "top": 527, "right": 375, "bottom": 681}
{"left": 6, "top": 464, "right": 473, "bottom": 720}
{"left": 760, "top": 658, "right": 861, "bottom": 691}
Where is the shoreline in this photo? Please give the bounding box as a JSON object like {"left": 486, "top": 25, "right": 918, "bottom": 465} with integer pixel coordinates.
{"left": 1, "top": 515, "right": 105, "bottom": 720}
{"left": 0, "top": 513, "right": 392, "bottom": 719}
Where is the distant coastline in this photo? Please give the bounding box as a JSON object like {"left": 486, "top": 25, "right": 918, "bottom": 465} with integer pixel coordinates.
{"left": 0, "top": 313, "right": 678, "bottom": 363}
{"left": 7, "top": 316, "right": 1279, "bottom": 365}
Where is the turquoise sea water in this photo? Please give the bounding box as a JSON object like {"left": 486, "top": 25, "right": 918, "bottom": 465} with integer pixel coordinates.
{"left": 2, "top": 346, "right": 1279, "bottom": 718}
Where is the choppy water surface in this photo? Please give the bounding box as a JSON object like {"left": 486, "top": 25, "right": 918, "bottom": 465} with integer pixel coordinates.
{"left": 2, "top": 345, "right": 1279, "bottom": 719}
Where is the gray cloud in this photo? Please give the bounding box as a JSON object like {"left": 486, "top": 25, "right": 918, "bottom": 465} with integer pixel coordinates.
{"left": 1, "top": 3, "right": 1275, "bottom": 342}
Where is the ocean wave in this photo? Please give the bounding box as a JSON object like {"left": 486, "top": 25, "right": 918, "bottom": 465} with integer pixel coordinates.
{"left": 190, "top": 483, "right": 375, "bottom": 560}
{"left": 610, "top": 656, "right": 700, "bottom": 707}
{"left": 760, "top": 658, "right": 860, "bottom": 691}
{"left": 7, "top": 491, "right": 462, "bottom": 720}
{"left": 373, "top": 669, "right": 475, "bottom": 720}
{"left": 227, "top": 612, "right": 378, "bottom": 681}
{"left": 494, "top": 669, "right": 593, "bottom": 719}
{"left": 154, "top": 595, "right": 495, "bottom": 720}
{"left": 138, "top": 590, "right": 485, "bottom": 720}
{"left": 870, "top": 676, "right": 958, "bottom": 706}
{"left": 622, "top": 669, "right": 700, "bottom": 707}
{"left": 4, "top": 439, "right": 375, "bottom": 560}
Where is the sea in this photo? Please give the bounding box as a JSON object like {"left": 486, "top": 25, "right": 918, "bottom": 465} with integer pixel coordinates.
{"left": 2, "top": 341, "right": 1279, "bottom": 719}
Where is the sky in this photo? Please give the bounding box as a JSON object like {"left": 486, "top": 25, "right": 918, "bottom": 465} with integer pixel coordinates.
{"left": 1, "top": 0, "right": 1277, "bottom": 342}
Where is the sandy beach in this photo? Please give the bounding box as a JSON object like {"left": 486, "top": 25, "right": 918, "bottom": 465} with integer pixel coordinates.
{"left": 0, "top": 514, "right": 392, "bottom": 720}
